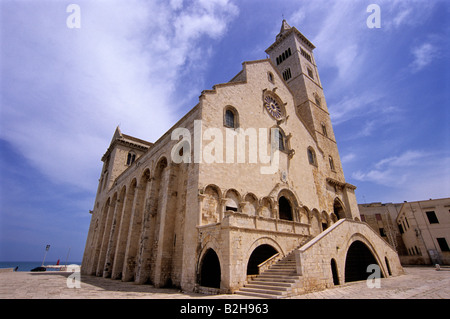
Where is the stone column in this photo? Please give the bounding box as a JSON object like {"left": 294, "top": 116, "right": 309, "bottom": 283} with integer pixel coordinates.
{"left": 122, "top": 184, "right": 145, "bottom": 282}
{"left": 96, "top": 198, "right": 116, "bottom": 277}
{"left": 152, "top": 164, "right": 173, "bottom": 287}
{"left": 87, "top": 201, "right": 109, "bottom": 275}
{"left": 103, "top": 196, "right": 125, "bottom": 278}
{"left": 111, "top": 185, "right": 135, "bottom": 280}
{"left": 198, "top": 193, "right": 205, "bottom": 226}
{"left": 135, "top": 177, "right": 156, "bottom": 284}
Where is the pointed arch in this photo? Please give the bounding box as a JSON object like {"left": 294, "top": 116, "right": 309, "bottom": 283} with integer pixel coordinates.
{"left": 333, "top": 198, "right": 346, "bottom": 220}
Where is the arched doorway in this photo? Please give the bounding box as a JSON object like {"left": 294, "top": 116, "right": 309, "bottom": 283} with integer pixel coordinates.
{"left": 344, "top": 240, "right": 383, "bottom": 283}
{"left": 331, "top": 259, "right": 339, "bottom": 285}
{"left": 199, "top": 249, "right": 221, "bottom": 288}
{"left": 278, "top": 196, "right": 293, "bottom": 221}
{"left": 385, "top": 257, "right": 392, "bottom": 276}
{"left": 333, "top": 199, "right": 345, "bottom": 220}
{"left": 247, "top": 245, "right": 279, "bottom": 275}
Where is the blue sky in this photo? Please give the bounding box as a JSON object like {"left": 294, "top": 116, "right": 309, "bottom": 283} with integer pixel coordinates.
{"left": 1, "top": 0, "right": 449, "bottom": 262}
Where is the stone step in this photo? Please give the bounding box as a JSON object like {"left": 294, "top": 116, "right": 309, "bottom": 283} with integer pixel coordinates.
{"left": 239, "top": 287, "right": 286, "bottom": 296}
{"left": 245, "top": 283, "right": 290, "bottom": 292}
{"left": 254, "top": 277, "right": 298, "bottom": 284}
{"left": 234, "top": 290, "right": 283, "bottom": 299}
{"left": 264, "top": 269, "right": 297, "bottom": 276}
{"left": 251, "top": 279, "right": 293, "bottom": 287}
{"left": 270, "top": 264, "right": 296, "bottom": 269}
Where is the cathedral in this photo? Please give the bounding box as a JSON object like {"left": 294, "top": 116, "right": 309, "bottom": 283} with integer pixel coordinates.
{"left": 81, "top": 20, "right": 403, "bottom": 298}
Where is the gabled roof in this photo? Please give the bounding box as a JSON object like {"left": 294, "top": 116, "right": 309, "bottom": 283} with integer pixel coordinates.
{"left": 101, "top": 126, "right": 153, "bottom": 162}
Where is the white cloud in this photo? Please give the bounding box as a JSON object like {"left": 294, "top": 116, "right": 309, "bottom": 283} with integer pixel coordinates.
{"left": 0, "top": 0, "right": 239, "bottom": 191}
{"left": 341, "top": 153, "right": 356, "bottom": 164}
{"left": 374, "top": 150, "right": 426, "bottom": 169}
{"left": 352, "top": 150, "right": 450, "bottom": 201}
{"left": 410, "top": 42, "right": 437, "bottom": 73}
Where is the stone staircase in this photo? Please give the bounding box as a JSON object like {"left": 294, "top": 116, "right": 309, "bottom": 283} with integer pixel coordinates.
{"left": 235, "top": 252, "right": 301, "bottom": 298}
{"left": 235, "top": 237, "right": 313, "bottom": 299}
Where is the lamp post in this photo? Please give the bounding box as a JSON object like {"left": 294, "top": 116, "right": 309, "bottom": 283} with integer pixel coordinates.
{"left": 41, "top": 245, "right": 50, "bottom": 266}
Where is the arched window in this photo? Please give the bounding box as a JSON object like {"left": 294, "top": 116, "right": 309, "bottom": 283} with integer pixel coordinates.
{"left": 321, "top": 123, "right": 328, "bottom": 137}
{"left": 224, "top": 106, "right": 239, "bottom": 129}
{"left": 274, "top": 128, "right": 285, "bottom": 151}
{"left": 278, "top": 196, "right": 293, "bottom": 221}
{"left": 328, "top": 155, "right": 335, "bottom": 171}
{"left": 307, "top": 147, "right": 316, "bottom": 166}
{"left": 127, "top": 152, "right": 136, "bottom": 166}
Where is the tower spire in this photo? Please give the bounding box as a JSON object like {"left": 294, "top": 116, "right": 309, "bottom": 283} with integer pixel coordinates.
{"left": 277, "top": 19, "right": 291, "bottom": 40}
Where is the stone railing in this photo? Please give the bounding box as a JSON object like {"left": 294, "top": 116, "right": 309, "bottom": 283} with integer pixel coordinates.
{"left": 222, "top": 211, "right": 310, "bottom": 236}
{"left": 258, "top": 253, "right": 281, "bottom": 274}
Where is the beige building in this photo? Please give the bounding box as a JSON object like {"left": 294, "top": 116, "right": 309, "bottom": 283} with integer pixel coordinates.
{"left": 396, "top": 198, "right": 450, "bottom": 265}
{"left": 359, "top": 203, "right": 407, "bottom": 256}
{"left": 81, "top": 20, "right": 403, "bottom": 298}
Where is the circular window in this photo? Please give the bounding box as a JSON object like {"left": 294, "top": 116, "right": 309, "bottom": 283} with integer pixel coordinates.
{"left": 263, "top": 92, "right": 285, "bottom": 120}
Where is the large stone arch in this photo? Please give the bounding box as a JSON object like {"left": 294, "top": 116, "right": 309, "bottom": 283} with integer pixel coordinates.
{"left": 245, "top": 237, "right": 285, "bottom": 265}
{"left": 343, "top": 234, "right": 385, "bottom": 283}
{"left": 197, "top": 240, "right": 223, "bottom": 289}
{"left": 246, "top": 244, "right": 279, "bottom": 275}
{"left": 198, "top": 248, "right": 221, "bottom": 289}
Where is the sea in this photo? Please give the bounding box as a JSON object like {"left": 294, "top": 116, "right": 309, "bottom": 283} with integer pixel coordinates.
{"left": 0, "top": 261, "right": 81, "bottom": 272}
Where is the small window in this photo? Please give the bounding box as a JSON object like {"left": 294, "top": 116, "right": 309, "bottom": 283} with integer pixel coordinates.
{"left": 224, "top": 107, "right": 239, "bottom": 129}
{"left": 437, "top": 238, "right": 450, "bottom": 252}
{"left": 282, "top": 68, "right": 292, "bottom": 81}
{"left": 328, "top": 156, "right": 335, "bottom": 171}
{"left": 379, "top": 228, "right": 386, "bottom": 237}
{"left": 307, "top": 67, "right": 314, "bottom": 79}
{"left": 398, "top": 223, "right": 404, "bottom": 234}
{"left": 275, "top": 129, "right": 285, "bottom": 151}
{"left": 375, "top": 213, "right": 382, "bottom": 221}
{"left": 360, "top": 214, "right": 366, "bottom": 222}
{"left": 268, "top": 71, "right": 274, "bottom": 83}
{"left": 127, "top": 152, "right": 136, "bottom": 165}
{"left": 321, "top": 123, "right": 328, "bottom": 137}
{"left": 315, "top": 95, "right": 321, "bottom": 106}
{"left": 307, "top": 147, "right": 316, "bottom": 165}
{"left": 426, "top": 211, "right": 439, "bottom": 224}
{"left": 225, "top": 110, "right": 235, "bottom": 128}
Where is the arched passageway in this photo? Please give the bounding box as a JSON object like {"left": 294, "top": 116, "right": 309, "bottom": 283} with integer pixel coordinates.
{"left": 247, "top": 244, "right": 279, "bottom": 275}
{"left": 199, "top": 249, "right": 221, "bottom": 288}
{"left": 344, "top": 240, "right": 383, "bottom": 283}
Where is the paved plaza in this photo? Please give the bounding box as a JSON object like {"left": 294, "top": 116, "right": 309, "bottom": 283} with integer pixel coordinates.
{"left": 0, "top": 266, "right": 449, "bottom": 299}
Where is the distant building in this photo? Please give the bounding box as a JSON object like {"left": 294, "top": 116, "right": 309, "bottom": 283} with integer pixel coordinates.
{"left": 359, "top": 198, "right": 450, "bottom": 265}
{"left": 359, "top": 202, "right": 407, "bottom": 256}
{"left": 397, "top": 198, "right": 450, "bottom": 265}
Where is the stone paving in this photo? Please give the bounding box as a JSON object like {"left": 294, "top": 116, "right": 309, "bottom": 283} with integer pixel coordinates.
{"left": 0, "top": 266, "right": 449, "bottom": 299}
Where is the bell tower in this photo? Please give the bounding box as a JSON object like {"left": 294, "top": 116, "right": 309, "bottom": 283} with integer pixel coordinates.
{"left": 266, "top": 20, "right": 344, "bottom": 182}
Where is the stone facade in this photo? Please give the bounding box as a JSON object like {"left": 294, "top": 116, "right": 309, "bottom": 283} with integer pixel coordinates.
{"left": 396, "top": 198, "right": 450, "bottom": 265}
{"left": 82, "top": 20, "right": 403, "bottom": 296}
{"left": 359, "top": 202, "right": 407, "bottom": 255}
